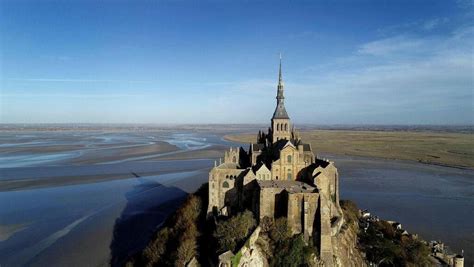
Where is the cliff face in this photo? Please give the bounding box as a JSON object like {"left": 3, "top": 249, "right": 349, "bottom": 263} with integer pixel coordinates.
{"left": 223, "top": 211, "right": 367, "bottom": 267}
{"left": 332, "top": 221, "right": 367, "bottom": 267}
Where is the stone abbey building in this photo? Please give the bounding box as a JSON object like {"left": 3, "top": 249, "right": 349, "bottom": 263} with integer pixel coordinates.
{"left": 207, "top": 58, "right": 344, "bottom": 266}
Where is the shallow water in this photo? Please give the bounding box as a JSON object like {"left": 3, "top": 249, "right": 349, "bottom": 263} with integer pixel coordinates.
{"left": 0, "top": 168, "right": 208, "bottom": 266}
{"left": 330, "top": 154, "right": 474, "bottom": 262}
{"left": 0, "top": 131, "right": 472, "bottom": 266}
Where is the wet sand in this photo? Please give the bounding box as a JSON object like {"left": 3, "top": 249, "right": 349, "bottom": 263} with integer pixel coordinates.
{"left": 1, "top": 129, "right": 472, "bottom": 266}
{"left": 0, "top": 168, "right": 210, "bottom": 266}
{"left": 150, "top": 144, "right": 227, "bottom": 161}
{"left": 0, "top": 224, "right": 29, "bottom": 242}
{"left": 69, "top": 142, "right": 179, "bottom": 165}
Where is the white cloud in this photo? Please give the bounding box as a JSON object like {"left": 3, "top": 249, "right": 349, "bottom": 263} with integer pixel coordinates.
{"left": 357, "top": 35, "right": 427, "bottom": 56}
{"left": 288, "top": 24, "right": 474, "bottom": 124}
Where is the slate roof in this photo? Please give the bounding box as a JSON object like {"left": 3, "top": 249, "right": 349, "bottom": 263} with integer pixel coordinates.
{"left": 272, "top": 103, "right": 290, "bottom": 119}
{"left": 302, "top": 143, "right": 311, "bottom": 151}
{"left": 251, "top": 143, "right": 264, "bottom": 151}
{"left": 256, "top": 180, "right": 317, "bottom": 193}
{"left": 273, "top": 139, "right": 296, "bottom": 151}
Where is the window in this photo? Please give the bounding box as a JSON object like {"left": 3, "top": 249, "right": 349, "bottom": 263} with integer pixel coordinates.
{"left": 223, "top": 181, "right": 229, "bottom": 188}
{"left": 285, "top": 123, "right": 288, "bottom": 131}
{"left": 287, "top": 169, "right": 292, "bottom": 180}
{"left": 232, "top": 156, "right": 236, "bottom": 163}
{"left": 277, "top": 123, "right": 280, "bottom": 131}
{"left": 287, "top": 155, "right": 292, "bottom": 163}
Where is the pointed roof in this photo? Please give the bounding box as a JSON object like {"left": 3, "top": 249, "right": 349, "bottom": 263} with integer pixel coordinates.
{"left": 272, "top": 54, "right": 290, "bottom": 119}
{"left": 272, "top": 102, "right": 290, "bottom": 119}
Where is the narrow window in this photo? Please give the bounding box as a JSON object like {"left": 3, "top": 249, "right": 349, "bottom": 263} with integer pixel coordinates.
{"left": 285, "top": 123, "right": 288, "bottom": 131}
{"left": 287, "top": 155, "right": 292, "bottom": 163}
{"left": 232, "top": 156, "right": 236, "bottom": 163}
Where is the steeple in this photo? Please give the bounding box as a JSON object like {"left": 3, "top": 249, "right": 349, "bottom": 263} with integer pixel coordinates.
{"left": 271, "top": 54, "right": 291, "bottom": 143}
{"left": 272, "top": 53, "right": 289, "bottom": 119}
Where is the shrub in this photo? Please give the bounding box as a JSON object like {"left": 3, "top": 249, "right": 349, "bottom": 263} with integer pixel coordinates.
{"left": 271, "top": 234, "right": 315, "bottom": 267}
{"left": 213, "top": 210, "right": 256, "bottom": 253}
{"left": 340, "top": 200, "right": 359, "bottom": 225}
{"left": 142, "top": 227, "right": 170, "bottom": 264}
{"left": 269, "top": 217, "right": 291, "bottom": 244}
{"left": 359, "top": 218, "right": 431, "bottom": 266}
{"left": 134, "top": 186, "right": 207, "bottom": 267}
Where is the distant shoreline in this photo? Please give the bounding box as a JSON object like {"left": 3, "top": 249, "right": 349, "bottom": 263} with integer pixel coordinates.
{"left": 224, "top": 129, "right": 474, "bottom": 170}
{"left": 1, "top": 124, "right": 472, "bottom": 134}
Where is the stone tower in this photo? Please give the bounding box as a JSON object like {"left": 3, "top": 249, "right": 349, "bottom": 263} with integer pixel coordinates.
{"left": 271, "top": 54, "right": 291, "bottom": 142}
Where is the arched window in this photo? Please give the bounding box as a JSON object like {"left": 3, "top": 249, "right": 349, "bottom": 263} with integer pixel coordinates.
{"left": 287, "top": 155, "right": 292, "bottom": 163}
{"left": 287, "top": 169, "right": 292, "bottom": 180}
{"left": 285, "top": 123, "right": 288, "bottom": 131}
{"left": 223, "top": 181, "right": 229, "bottom": 188}
{"left": 232, "top": 156, "right": 236, "bottom": 163}
{"left": 277, "top": 123, "right": 280, "bottom": 131}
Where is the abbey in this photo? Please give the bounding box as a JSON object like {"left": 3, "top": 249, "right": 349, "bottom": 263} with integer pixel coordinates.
{"left": 207, "top": 58, "right": 344, "bottom": 266}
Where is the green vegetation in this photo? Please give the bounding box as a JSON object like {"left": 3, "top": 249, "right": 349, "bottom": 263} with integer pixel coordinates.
{"left": 261, "top": 217, "right": 317, "bottom": 267}
{"left": 128, "top": 184, "right": 209, "bottom": 267}
{"left": 340, "top": 200, "right": 359, "bottom": 225}
{"left": 231, "top": 250, "right": 242, "bottom": 267}
{"left": 340, "top": 200, "right": 432, "bottom": 267}
{"left": 225, "top": 130, "right": 474, "bottom": 169}
{"left": 213, "top": 210, "right": 256, "bottom": 253}
{"left": 360, "top": 220, "right": 431, "bottom": 266}
{"left": 129, "top": 188, "right": 433, "bottom": 267}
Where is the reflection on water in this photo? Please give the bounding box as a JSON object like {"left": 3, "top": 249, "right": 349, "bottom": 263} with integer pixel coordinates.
{"left": 0, "top": 169, "right": 206, "bottom": 266}
{"left": 0, "top": 131, "right": 472, "bottom": 266}
{"left": 0, "top": 151, "right": 82, "bottom": 168}
{"left": 0, "top": 131, "right": 231, "bottom": 168}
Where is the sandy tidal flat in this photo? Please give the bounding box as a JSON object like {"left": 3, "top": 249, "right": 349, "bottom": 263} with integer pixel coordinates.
{"left": 225, "top": 130, "right": 474, "bottom": 169}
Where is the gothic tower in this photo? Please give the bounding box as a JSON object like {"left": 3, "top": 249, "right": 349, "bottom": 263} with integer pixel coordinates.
{"left": 271, "top": 54, "right": 291, "bottom": 142}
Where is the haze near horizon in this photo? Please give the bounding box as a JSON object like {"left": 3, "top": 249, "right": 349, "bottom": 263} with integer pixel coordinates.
{"left": 1, "top": 0, "right": 473, "bottom": 125}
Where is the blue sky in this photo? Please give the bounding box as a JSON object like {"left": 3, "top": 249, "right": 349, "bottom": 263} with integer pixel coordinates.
{"left": 1, "top": 0, "right": 473, "bottom": 124}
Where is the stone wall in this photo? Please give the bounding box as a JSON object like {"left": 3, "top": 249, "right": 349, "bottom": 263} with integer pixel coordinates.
{"left": 287, "top": 193, "right": 319, "bottom": 239}
{"left": 258, "top": 187, "right": 285, "bottom": 219}
{"left": 208, "top": 167, "right": 245, "bottom": 215}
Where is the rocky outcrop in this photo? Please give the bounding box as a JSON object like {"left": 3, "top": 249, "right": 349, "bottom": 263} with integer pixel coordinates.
{"left": 332, "top": 221, "right": 366, "bottom": 267}
{"left": 218, "top": 226, "right": 268, "bottom": 267}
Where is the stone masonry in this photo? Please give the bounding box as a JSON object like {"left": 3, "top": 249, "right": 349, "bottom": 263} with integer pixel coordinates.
{"left": 208, "top": 57, "right": 344, "bottom": 266}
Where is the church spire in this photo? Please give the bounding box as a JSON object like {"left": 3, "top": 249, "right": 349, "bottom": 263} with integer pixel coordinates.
{"left": 278, "top": 53, "right": 283, "bottom": 85}
{"left": 277, "top": 53, "right": 284, "bottom": 101}
{"left": 272, "top": 53, "right": 289, "bottom": 119}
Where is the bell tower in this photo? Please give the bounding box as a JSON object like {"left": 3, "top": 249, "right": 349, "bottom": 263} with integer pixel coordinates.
{"left": 271, "top": 54, "right": 291, "bottom": 142}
